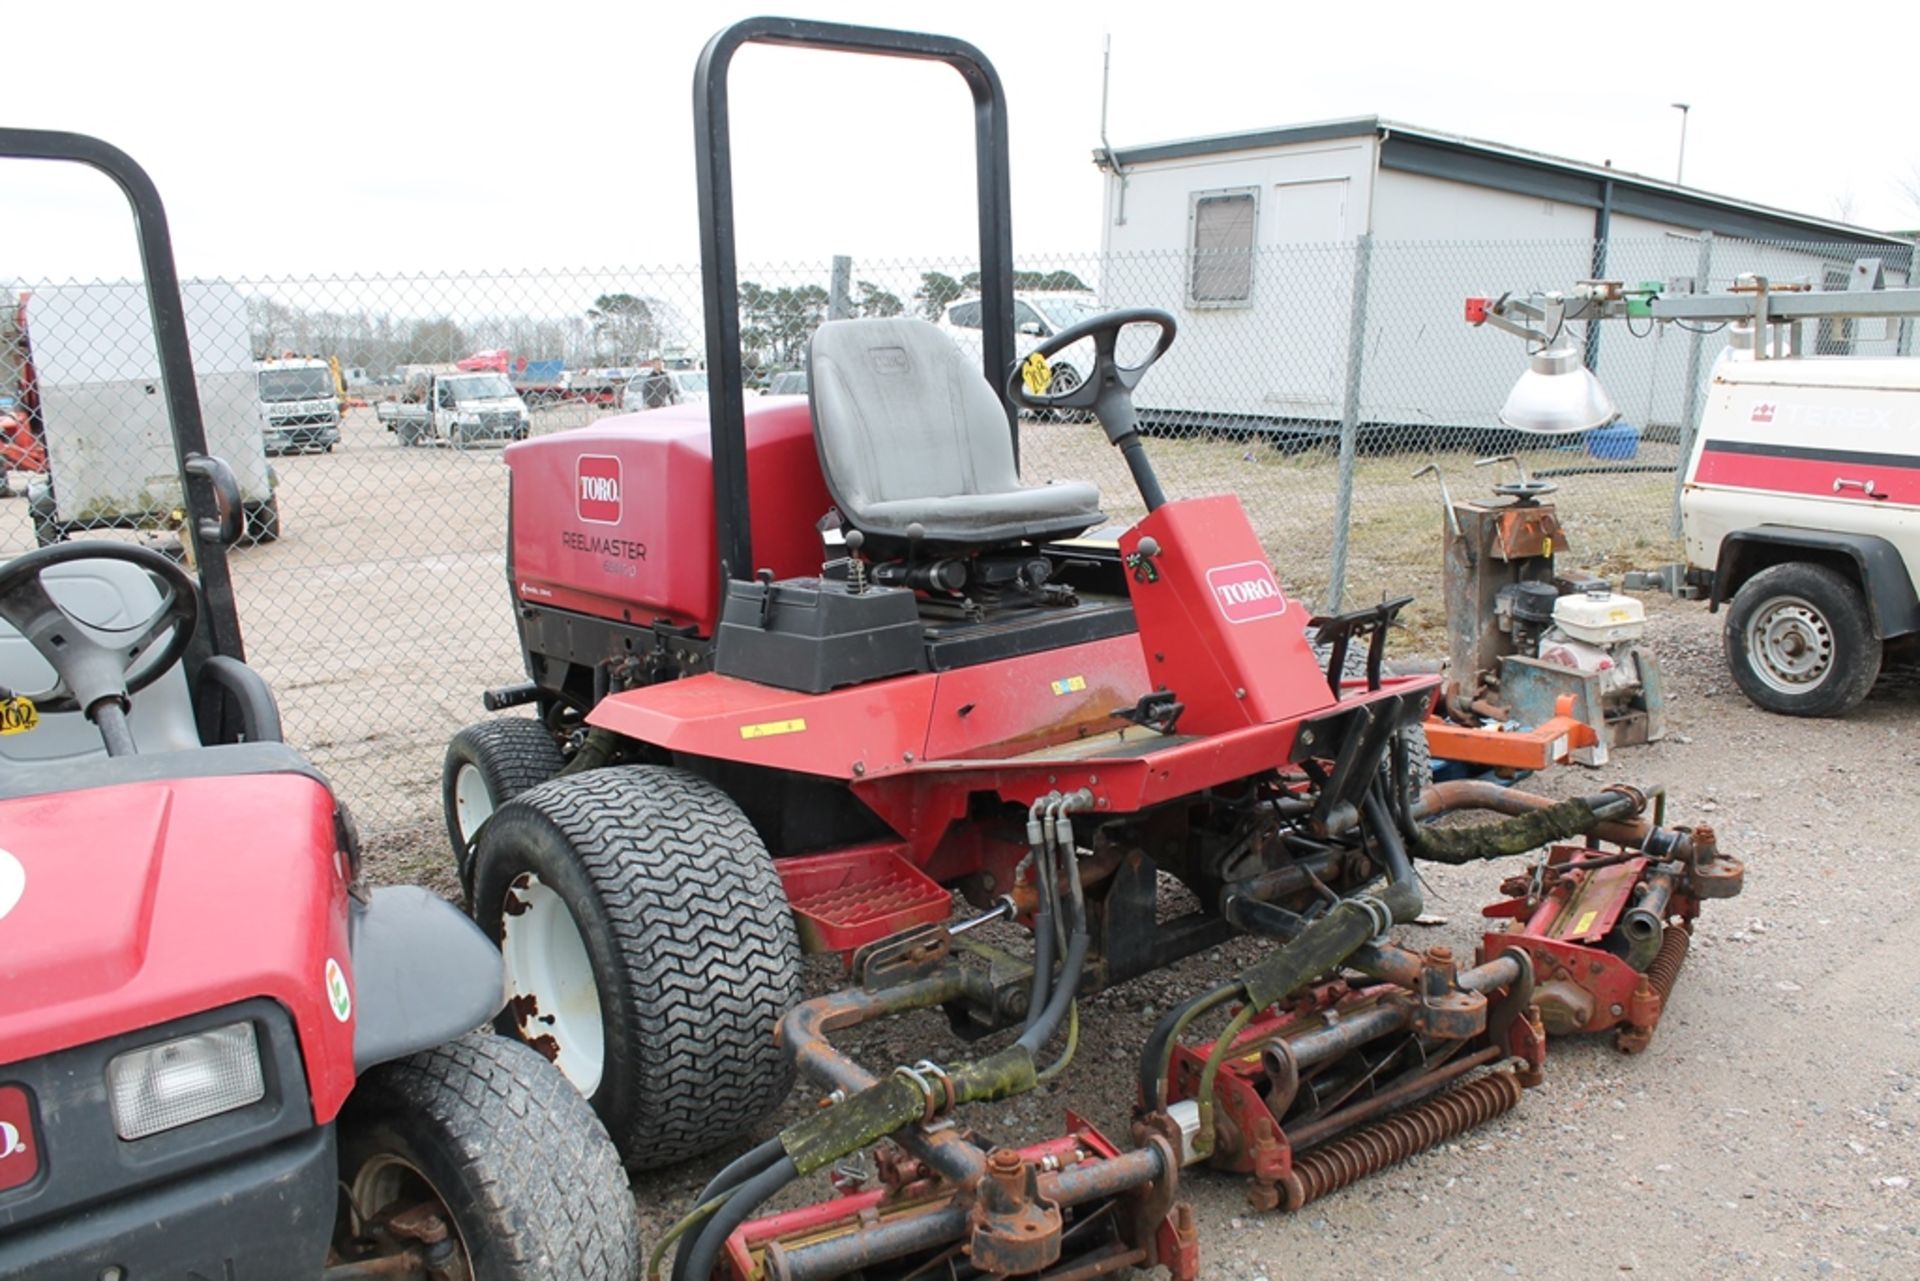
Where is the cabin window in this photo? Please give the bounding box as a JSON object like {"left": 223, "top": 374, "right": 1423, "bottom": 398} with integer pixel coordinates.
{"left": 1188, "top": 187, "right": 1258, "bottom": 308}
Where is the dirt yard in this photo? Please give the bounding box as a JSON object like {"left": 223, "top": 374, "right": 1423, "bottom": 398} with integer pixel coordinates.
{"left": 5, "top": 402, "right": 1913, "bottom": 1277}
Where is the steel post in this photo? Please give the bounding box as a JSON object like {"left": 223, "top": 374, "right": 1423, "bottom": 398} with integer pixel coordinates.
{"left": 1326, "top": 232, "right": 1373, "bottom": 613}
{"left": 829, "top": 255, "right": 853, "bottom": 320}
{"left": 1672, "top": 231, "right": 1713, "bottom": 537}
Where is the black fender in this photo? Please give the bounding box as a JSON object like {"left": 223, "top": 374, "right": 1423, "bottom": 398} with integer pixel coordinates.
{"left": 1713, "top": 526, "right": 1920, "bottom": 639}
{"left": 347, "top": 885, "right": 505, "bottom": 1074}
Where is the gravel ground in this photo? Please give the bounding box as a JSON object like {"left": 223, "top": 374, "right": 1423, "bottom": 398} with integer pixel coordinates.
{"left": 615, "top": 603, "right": 1920, "bottom": 1280}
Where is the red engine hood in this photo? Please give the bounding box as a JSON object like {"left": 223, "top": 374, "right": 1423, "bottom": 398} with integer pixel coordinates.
{"left": 0, "top": 774, "right": 359, "bottom": 1123}
{"left": 505, "top": 398, "right": 832, "bottom": 634}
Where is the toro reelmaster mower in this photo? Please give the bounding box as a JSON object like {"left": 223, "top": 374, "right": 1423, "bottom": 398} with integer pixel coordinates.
{"left": 0, "top": 131, "right": 640, "bottom": 1281}
{"left": 443, "top": 20, "right": 1747, "bottom": 1278}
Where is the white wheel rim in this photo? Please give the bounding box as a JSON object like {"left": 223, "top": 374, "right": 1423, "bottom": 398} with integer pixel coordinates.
{"left": 1746, "top": 594, "right": 1834, "bottom": 694}
{"left": 452, "top": 763, "right": 494, "bottom": 844}
{"left": 499, "top": 871, "right": 605, "bottom": 1096}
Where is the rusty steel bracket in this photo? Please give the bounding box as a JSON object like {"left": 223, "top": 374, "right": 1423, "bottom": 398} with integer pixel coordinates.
{"left": 853, "top": 922, "right": 954, "bottom": 991}
{"left": 968, "top": 1149, "right": 1064, "bottom": 1275}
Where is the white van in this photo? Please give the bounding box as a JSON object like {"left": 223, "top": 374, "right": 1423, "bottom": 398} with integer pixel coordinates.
{"left": 1682, "top": 355, "right": 1919, "bottom": 716}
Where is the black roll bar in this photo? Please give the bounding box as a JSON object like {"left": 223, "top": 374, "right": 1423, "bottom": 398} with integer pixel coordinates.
{"left": 692, "top": 16, "right": 1017, "bottom": 584}
{"left": 0, "top": 128, "right": 246, "bottom": 662}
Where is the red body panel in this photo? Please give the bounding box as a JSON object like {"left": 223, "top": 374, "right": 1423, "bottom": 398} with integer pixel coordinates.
{"left": 1694, "top": 442, "right": 1920, "bottom": 506}
{"left": 588, "top": 670, "right": 942, "bottom": 781}
{"left": 1119, "top": 497, "right": 1335, "bottom": 735}
{"left": 506, "top": 400, "right": 833, "bottom": 633}
{"left": 588, "top": 492, "right": 1439, "bottom": 869}
{"left": 0, "top": 776, "right": 359, "bottom": 1124}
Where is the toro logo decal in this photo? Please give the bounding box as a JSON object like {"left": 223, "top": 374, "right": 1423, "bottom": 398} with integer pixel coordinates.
{"left": 576, "top": 454, "right": 623, "bottom": 525}
{"left": 1750, "top": 402, "right": 1776, "bottom": 424}
{"left": 1206, "top": 561, "right": 1288, "bottom": 624}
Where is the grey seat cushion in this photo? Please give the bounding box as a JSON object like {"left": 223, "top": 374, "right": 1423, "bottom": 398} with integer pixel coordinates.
{"left": 807, "top": 318, "right": 1102, "bottom": 546}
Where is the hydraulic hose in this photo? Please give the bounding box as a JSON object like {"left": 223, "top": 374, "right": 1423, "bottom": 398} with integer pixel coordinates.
{"left": 1015, "top": 800, "right": 1088, "bottom": 1058}
{"left": 1023, "top": 800, "right": 1056, "bottom": 1034}
{"left": 767, "top": 793, "right": 1093, "bottom": 1193}
{"left": 680, "top": 1154, "right": 802, "bottom": 1281}
{"left": 1173, "top": 786, "right": 1425, "bottom": 1152}
{"left": 1409, "top": 791, "right": 1636, "bottom": 863}
{"left": 1139, "top": 982, "right": 1241, "bottom": 1110}
{"left": 670, "top": 1136, "right": 785, "bottom": 1279}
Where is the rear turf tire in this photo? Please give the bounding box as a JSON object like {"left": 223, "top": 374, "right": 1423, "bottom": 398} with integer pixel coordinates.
{"left": 443, "top": 718, "right": 568, "bottom": 897}
{"left": 1725, "top": 561, "right": 1881, "bottom": 718}
{"left": 336, "top": 1032, "right": 640, "bottom": 1281}
{"left": 471, "top": 765, "right": 801, "bottom": 1170}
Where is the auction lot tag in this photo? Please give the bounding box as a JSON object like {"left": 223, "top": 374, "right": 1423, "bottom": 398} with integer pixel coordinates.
{"left": 0, "top": 697, "right": 37, "bottom": 736}
{"left": 1021, "top": 352, "right": 1052, "bottom": 395}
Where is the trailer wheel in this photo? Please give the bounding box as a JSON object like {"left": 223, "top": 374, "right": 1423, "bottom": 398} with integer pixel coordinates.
{"left": 335, "top": 1032, "right": 640, "bottom": 1281}
{"left": 1725, "top": 561, "right": 1881, "bottom": 717}
{"left": 241, "top": 496, "right": 281, "bottom": 545}
{"left": 471, "top": 765, "right": 801, "bottom": 1169}
{"left": 443, "top": 718, "right": 567, "bottom": 897}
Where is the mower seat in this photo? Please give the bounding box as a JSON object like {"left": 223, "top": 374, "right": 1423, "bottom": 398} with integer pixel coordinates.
{"left": 806, "top": 318, "right": 1103, "bottom": 550}
{"left": 0, "top": 557, "right": 204, "bottom": 779}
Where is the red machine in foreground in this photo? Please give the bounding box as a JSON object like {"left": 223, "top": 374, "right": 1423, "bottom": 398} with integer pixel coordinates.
{"left": 441, "top": 20, "right": 1747, "bottom": 1278}
{"left": 0, "top": 130, "right": 639, "bottom": 1281}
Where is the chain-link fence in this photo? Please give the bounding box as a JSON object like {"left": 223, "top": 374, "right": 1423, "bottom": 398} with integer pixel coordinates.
{"left": 3, "top": 236, "right": 1912, "bottom": 832}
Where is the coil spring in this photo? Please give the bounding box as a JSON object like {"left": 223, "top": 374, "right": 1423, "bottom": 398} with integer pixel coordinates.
{"left": 1645, "top": 922, "right": 1691, "bottom": 1001}
{"left": 1280, "top": 1070, "right": 1525, "bottom": 1211}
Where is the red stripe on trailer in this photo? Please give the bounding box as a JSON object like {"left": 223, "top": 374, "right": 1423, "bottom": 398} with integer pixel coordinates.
{"left": 1694, "top": 447, "right": 1920, "bottom": 506}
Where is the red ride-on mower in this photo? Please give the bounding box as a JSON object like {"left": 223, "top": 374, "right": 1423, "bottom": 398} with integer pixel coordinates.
{"left": 0, "top": 130, "right": 640, "bottom": 1281}
{"left": 442, "top": 21, "right": 1746, "bottom": 1277}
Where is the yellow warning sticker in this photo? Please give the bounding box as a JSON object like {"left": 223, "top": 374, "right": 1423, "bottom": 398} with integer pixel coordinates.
{"left": 740, "top": 718, "right": 807, "bottom": 740}
{"left": 1543, "top": 536, "right": 1553, "bottom": 558}
{"left": 1573, "top": 909, "right": 1598, "bottom": 935}
{"left": 0, "top": 696, "right": 38, "bottom": 736}
{"left": 1050, "top": 675, "right": 1087, "bottom": 696}
{"left": 1021, "top": 351, "right": 1053, "bottom": 396}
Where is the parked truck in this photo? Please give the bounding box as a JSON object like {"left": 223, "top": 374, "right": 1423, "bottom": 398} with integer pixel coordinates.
{"left": 14, "top": 281, "right": 282, "bottom": 544}
{"left": 455, "top": 349, "right": 572, "bottom": 405}
{"left": 254, "top": 355, "right": 342, "bottom": 453}
{"left": 376, "top": 369, "right": 531, "bottom": 447}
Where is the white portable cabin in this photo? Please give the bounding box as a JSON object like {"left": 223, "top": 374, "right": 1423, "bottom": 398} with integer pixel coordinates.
{"left": 1093, "top": 118, "right": 1916, "bottom": 439}
{"left": 27, "top": 281, "right": 274, "bottom": 527}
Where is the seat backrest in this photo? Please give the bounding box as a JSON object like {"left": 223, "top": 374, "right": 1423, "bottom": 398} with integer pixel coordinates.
{"left": 0, "top": 558, "right": 201, "bottom": 771}
{"left": 807, "top": 318, "right": 1019, "bottom": 513}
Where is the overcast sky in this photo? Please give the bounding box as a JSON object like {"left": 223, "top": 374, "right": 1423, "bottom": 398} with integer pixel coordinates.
{"left": 3, "top": 0, "right": 1915, "bottom": 283}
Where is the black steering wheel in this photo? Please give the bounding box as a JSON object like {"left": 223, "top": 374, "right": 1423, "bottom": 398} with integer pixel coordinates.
{"left": 1004, "top": 308, "right": 1178, "bottom": 511}
{"left": 0, "top": 542, "right": 201, "bottom": 716}
{"left": 1004, "top": 307, "right": 1177, "bottom": 437}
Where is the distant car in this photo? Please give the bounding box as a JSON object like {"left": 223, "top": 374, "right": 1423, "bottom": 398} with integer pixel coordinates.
{"left": 620, "top": 369, "right": 710, "bottom": 412}
{"left": 934, "top": 290, "right": 1099, "bottom": 400}
{"left": 765, "top": 370, "right": 809, "bottom": 396}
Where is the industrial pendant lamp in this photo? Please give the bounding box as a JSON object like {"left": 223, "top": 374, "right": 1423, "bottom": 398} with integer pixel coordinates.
{"left": 1497, "top": 343, "right": 1620, "bottom": 433}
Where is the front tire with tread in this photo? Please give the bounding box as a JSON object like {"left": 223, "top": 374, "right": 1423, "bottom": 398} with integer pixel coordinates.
{"left": 472, "top": 765, "right": 802, "bottom": 1170}
{"left": 337, "top": 1032, "right": 641, "bottom": 1281}
{"left": 443, "top": 718, "right": 568, "bottom": 896}
{"left": 1725, "top": 561, "right": 1881, "bottom": 718}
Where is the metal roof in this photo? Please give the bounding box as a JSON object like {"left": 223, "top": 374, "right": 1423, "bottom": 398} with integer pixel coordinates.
{"left": 1096, "top": 116, "right": 1916, "bottom": 251}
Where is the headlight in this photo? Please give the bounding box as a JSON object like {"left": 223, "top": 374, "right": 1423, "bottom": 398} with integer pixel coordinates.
{"left": 107, "top": 1022, "right": 265, "bottom": 1140}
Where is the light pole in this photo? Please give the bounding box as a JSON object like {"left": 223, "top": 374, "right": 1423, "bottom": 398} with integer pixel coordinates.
{"left": 1671, "top": 102, "right": 1690, "bottom": 185}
